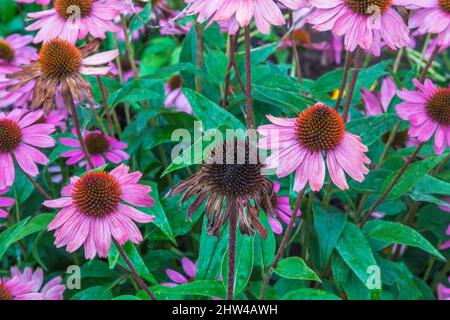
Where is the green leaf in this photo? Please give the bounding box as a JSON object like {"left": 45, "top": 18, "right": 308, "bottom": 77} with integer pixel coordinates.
{"left": 141, "top": 181, "right": 175, "bottom": 244}
{"left": 196, "top": 217, "right": 228, "bottom": 281}
{"left": 346, "top": 114, "right": 399, "bottom": 146}
{"left": 274, "top": 257, "right": 321, "bottom": 282}
{"left": 282, "top": 288, "right": 340, "bottom": 300}
{"left": 335, "top": 223, "right": 378, "bottom": 288}
{"left": 222, "top": 233, "right": 254, "bottom": 298}
{"left": 254, "top": 213, "right": 275, "bottom": 268}
{"left": 414, "top": 175, "right": 450, "bottom": 196}
{"left": 381, "top": 154, "right": 447, "bottom": 200}
{"left": 71, "top": 286, "right": 113, "bottom": 300}
{"left": 152, "top": 280, "right": 225, "bottom": 299}
{"left": 182, "top": 88, "right": 245, "bottom": 130}
{"left": 363, "top": 220, "right": 445, "bottom": 260}
{"left": 109, "top": 242, "right": 157, "bottom": 284}
{"left": 0, "top": 214, "right": 54, "bottom": 260}
{"left": 313, "top": 204, "right": 347, "bottom": 268}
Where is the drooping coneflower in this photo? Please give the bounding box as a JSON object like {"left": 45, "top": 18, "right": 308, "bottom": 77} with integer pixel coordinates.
{"left": 168, "top": 139, "right": 274, "bottom": 238}
{"left": 44, "top": 165, "right": 155, "bottom": 259}
{"left": 263, "top": 181, "right": 301, "bottom": 235}
{"left": 0, "top": 109, "right": 55, "bottom": 190}
{"left": 9, "top": 267, "right": 65, "bottom": 300}
{"left": 0, "top": 188, "right": 14, "bottom": 219}
{"left": 25, "top": 0, "right": 126, "bottom": 44}
{"left": 258, "top": 102, "right": 370, "bottom": 192}
{"left": 185, "top": 0, "right": 310, "bottom": 35}
{"left": 307, "top": 0, "right": 411, "bottom": 56}
{"left": 60, "top": 129, "right": 129, "bottom": 169}
{"left": 395, "top": 79, "right": 450, "bottom": 155}
{"left": 7, "top": 38, "right": 118, "bottom": 114}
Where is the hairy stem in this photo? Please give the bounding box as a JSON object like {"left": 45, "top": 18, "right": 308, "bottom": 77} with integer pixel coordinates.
{"left": 113, "top": 239, "right": 156, "bottom": 300}
{"left": 341, "top": 48, "right": 364, "bottom": 122}
{"left": 96, "top": 76, "right": 115, "bottom": 137}
{"left": 227, "top": 209, "right": 237, "bottom": 300}
{"left": 360, "top": 142, "right": 425, "bottom": 228}
{"left": 244, "top": 26, "right": 254, "bottom": 129}
{"left": 419, "top": 44, "right": 441, "bottom": 83}
{"left": 288, "top": 11, "right": 302, "bottom": 84}
{"left": 195, "top": 21, "right": 204, "bottom": 93}
{"left": 259, "top": 188, "right": 306, "bottom": 300}
{"left": 120, "top": 14, "right": 139, "bottom": 78}
{"left": 334, "top": 51, "right": 353, "bottom": 111}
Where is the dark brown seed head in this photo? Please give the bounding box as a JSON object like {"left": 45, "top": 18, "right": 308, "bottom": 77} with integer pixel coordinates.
{"left": 426, "top": 88, "right": 450, "bottom": 125}
{"left": 85, "top": 132, "right": 110, "bottom": 155}
{"left": 0, "top": 119, "right": 22, "bottom": 153}
{"left": 55, "top": 0, "right": 93, "bottom": 19}
{"left": 346, "top": 0, "right": 392, "bottom": 16}
{"left": 39, "top": 39, "right": 82, "bottom": 79}
{"left": 0, "top": 283, "right": 13, "bottom": 300}
{"left": 203, "top": 139, "right": 265, "bottom": 197}
{"left": 439, "top": 0, "right": 450, "bottom": 13}
{"left": 72, "top": 172, "right": 121, "bottom": 217}
{"left": 0, "top": 40, "right": 15, "bottom": 62}
{"left": 296, "top": 104, "right": 345, "bottom": 152}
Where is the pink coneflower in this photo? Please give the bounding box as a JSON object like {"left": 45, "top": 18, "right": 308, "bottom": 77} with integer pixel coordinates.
{"left": 161, "top": 257, "right": 196, "bottom": 287}
{"left": 395, "top": 79, "right": 450, "bottom": 155}
{"left": 165, "top": 76, "right": 192, "bottom": 114}
{"left": 25, "top": 0, "right": 126, "bottom": 44}
{"left": 44, "top": 165, "right": 155, "bottom": 259}
{"left": 0, "top": 276, "right": 42, "bottom": 300}
{"left": 361, "top": 77, "right": 397, "bottom": 116}
{"left": 264, "top": 181, "right": 302, "bottom": 235}
{"left": 0, "top": 109, "right": 55, "bottom": 190}
{"left": 8, "top": 38, "right": 118, "bottom": 113}
{"left": 42, "top": 109, "right": 67, "bottom": 131}
{"left": 10, "top": 267, "right": 65, "bottom": 300}
{"left": 407, "top": 0, "right": 450, "bottom": 47}
{"left": 0, "top": 188, "right": 14, "bottom": 219}
{"left": 186, "top": 0, "right": 310, "bottom": 34}
{"left": 0, "top": 34, "right": 37, "bottom": 73}
{"left": 60, "top": 129, "right": 129, "bottom": 169}
{"left": 307, "top": 0, "right": 411, "bottom": 56}
{"left": 258, "top": 103, "right": 370, "bottom": 192}
{"left": 438, "top": 277, "right": 450, "bottom": 300}
{"left": 0, "top": 76, "right": 34, "bottom": 109}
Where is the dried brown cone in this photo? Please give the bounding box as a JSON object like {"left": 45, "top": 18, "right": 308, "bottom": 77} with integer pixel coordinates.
{"left": 168, "top": 138, "right": 274, "bottom": 239}
{"left": 7, "top": 38, "right": 104, "bottom": 114}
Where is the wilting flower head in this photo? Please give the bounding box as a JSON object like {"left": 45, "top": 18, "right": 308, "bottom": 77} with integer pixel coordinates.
{"left": 25, "top": 0, "right": 126, "bottom": 44}
{"left": 0, "top": 109, "right": 55, "bottom": 190}
{"left": 9, "top": 267, "right": 65, "bottom": 300}
{"left": 60, "top": 129, "right": 129, "bottom": 169}
{"left": 8, "top": 38, "right": 118, "bottom": 114}
{"left": 186, "top": 0, "right": 310, "bottom": 34}
{"left": 165, "top": 76, "right": 192, "bottom": 114}
{"left": 396, "top": 79, "right": 450, "bottom": 155}
{"left": 264, "top": 181, "right": 301, "bottom": 235}
{"left": 0, "top": 188, "right": 14, "bottom": 219}
{"left": 258, "top": 103, "right": 370, "bottom": 192}
{"left": 406, "top": 0, "right": 450, "bottom": 46}
{"left": 307, "top": 0, "right": 411, "bottom": 56}
{"left": 161, "top": 257, "right": 197, "bottom": 287}
{"left": 168, "top": 139, "right": 274, "bottom": 238}
{"left": 44, "top": 165, "right": 155, "bottom": 259}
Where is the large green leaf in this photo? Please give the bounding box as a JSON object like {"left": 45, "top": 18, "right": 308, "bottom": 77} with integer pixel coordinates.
{"left": 381, "top": 154, "right": 447, "bottom": 200}
{"left": 346, "top": 114, "right": 399, "bottom": 147}
{"left": 152, "top": 280, "right": 225, "bottom": 299}
{"left": 363, "top": 220, "right": 445, "bottom": 260}
{"left": 282, "top": 288, "right": 340, "bottom": 300}
{"left": 313, "top": 204, "right": 347, "bottom": 268}
{"left": 335, "top": 223, "right": 378, "bottom": 287}
{"left": 274, "top": 257, "right": 321, "bottom": 282}
{"left": 254, "top": 213, "right": 275, "bottom": 268}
